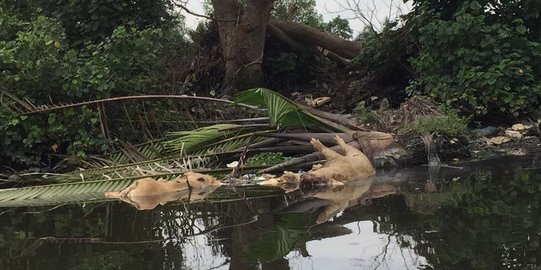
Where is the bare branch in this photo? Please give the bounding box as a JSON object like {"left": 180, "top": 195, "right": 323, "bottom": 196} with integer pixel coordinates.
{"left": 172, "top": 0, "right": 213, "bottom": 20}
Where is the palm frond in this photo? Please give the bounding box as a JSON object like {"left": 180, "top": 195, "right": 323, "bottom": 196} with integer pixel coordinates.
{"left": 44, "top": 126, "right": 272, "bottom": 183}
{"left": 47, "top": 157, "right": 209, "bottom": 183}
{"left": 205, "top": 185, "right": 283, "bottom": 202}
{"left": 235, "top": 88, "right": 351, "bottom": 133}
{"left": 161, "top": 124, "right": 270, "bottom": 156}
{"left": 107, "top": 139, "right": 165, "bottom": 165}
{"left": 0, "top": 178, "right": 134, "bottom": 208}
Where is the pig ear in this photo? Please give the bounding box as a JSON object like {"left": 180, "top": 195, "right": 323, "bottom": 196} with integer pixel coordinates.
{"left": 332, "top": 173, "right": 346, "bottom": 182}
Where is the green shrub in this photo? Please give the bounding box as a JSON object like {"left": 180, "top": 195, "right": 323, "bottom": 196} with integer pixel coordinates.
{"left": 1, "top": 0, "right": 173, "bottom": 44}
{"left": 407, "top": 1, "right": 541, "bottom": 117}
{"left": 0, "top": 10, "right": 190, "bottom": 167}
{"left": 355, "top": 21, "right": 414, "bottom": 82}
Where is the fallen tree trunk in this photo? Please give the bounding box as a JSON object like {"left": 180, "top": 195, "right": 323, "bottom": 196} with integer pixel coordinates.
{"left": 270, "top": 21, "right": 362, "bottom": 59}
{"left": 267, "top": 22, "right": 352, "bottom": 66}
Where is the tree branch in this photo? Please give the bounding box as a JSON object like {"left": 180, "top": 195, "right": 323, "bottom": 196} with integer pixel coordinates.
{"left": 173, "top": 0, "right": 237, "bottom": 22}
{"left": 172, "top": 0, "right": 213, "bottom": 20}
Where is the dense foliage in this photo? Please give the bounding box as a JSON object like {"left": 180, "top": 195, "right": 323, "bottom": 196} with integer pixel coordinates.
{"left": 1, "top": 0, "right": 539, "bottom": 169}
{"left": 0, "top": 2, "right": 190, "bottom": 167}
{"left": 407, "top": 0, "right": 541, "bottom": 117}
{"left": 1, "top": 0, "right": 173, "bottom": 44}
{"left": 354, "top": 21, "right": 414, "bottom": 106}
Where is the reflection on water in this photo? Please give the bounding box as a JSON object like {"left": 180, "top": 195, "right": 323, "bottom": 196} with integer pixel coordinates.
{"left": 1, "top": 155, "right": 541, "bottom": 269}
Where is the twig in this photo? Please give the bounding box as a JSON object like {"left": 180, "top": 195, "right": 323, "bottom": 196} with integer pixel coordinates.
{"left": 172, "top": 0, "right": 237, "bottom": 22}
{"left": 172, "top": 0, "right": 213, "bottom": 20}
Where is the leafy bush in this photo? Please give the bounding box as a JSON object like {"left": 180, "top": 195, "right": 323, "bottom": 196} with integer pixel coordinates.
{"left": 355, "top": 21, "right": 414, "bottom": 82}
{"left": 0, "top": 9, "right": 190, "bottom": 167}
{"left": 1, "top": 0, "right": 173, "bottom": 45}
{"left": 272, "top": 0, "right": 323, "bottom": 28}
{"left": 0, "top": 16, "right": 100, "bottom": 166}
{"left": 353, "top": 20, "right": 415, "bottom": 106}
{"left": 407, "top": 1, "right": 541, "bottom": 117}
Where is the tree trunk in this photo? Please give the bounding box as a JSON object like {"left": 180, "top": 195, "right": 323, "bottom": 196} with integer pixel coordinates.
{"left": 211, "top": 0, "right": 274, "bottom": 92}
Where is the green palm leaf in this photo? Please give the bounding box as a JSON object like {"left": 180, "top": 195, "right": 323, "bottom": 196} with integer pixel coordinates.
{"left": 162, "top": 124, "right": 242, "bottom": 155}
{"left": 48, "top": 158, "right": 189, "bottom": 183}
{"left": 235, "top": 88, "right": 351, "bottom": 133}
{"left": 45, "top": 124, "right": 270, "bottom": 183}
{"left": 106, "top": 140, "right": 165, "bottom": 165}
{"left": 161, "top": 123, "right": 270, "bottom": 156}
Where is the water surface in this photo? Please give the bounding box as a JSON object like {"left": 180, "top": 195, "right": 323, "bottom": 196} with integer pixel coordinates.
{"left": 1, "top": 155, "right": 540, "bottom": 270}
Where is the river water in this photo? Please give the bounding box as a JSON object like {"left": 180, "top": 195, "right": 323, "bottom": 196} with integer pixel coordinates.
{"left": 1, "top": 155, "right": 540, "bottom": 270}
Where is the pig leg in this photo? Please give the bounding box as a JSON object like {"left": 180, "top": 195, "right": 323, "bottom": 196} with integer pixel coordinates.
{"left": 310, "top": 138, "right": 342, "bottom": 160}
{"left": 335, "top": 135, "right": 364, "bottom": 157}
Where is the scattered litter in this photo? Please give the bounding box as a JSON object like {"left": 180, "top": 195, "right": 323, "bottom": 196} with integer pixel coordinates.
{"left": 505, "top": 130, "right": 523, "bottom": 140}
{"left": 506, "top": 148, "right": 526, "bottom": 156}
{"left": 486, "top": 136, "right": 511, "bottom": 145}
{"left": 306, "top": 96, "right": 331, "bottom": 107}
{"left": 511, "top": 123, "right": 525, "bottom": 131}
{"left": 226, "top": 161, "right": 239, "bottom": 168}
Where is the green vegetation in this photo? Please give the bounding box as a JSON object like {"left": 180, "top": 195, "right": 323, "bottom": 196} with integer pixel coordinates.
{"left": 1, "top": 0, "right": 539, "bottom": 171}
{"left": 0, "top": 1, "right": 190, "bottom": 167}
{"left": 245, "top": 152, "right": 291, "bottom": 167}
{"left": 235, "top": 88, "right": 350, "bottom": 132}
{"left": 272, "top": 0, "right": 352, "bottom": 39}
{"left": 356, "top": 0, "right": 541, "bottom": 117}
{"left": 354, "top": 21, "right": 413, "bottom": 97}
{"left": 401, "top": 110, "right": 469, "bottom": 136}
{"left": 407, "top": 0, "right": 541, "bottom": 117}
{"left": 352, "top": 101, "right": 379, "bottom": 125}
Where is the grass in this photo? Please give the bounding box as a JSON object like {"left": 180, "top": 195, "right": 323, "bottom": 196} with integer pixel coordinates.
{"left": 400, "top": 110, "right": 469, "bottom": 136}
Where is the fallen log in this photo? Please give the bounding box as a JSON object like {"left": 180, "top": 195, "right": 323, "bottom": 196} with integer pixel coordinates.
{"left": 271, "top": 21, "right": 362, "bottom": 59}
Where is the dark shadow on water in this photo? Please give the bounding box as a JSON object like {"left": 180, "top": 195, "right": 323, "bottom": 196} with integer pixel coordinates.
{"left": 1, "top": 155, "right": 541, "bottom": 269}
